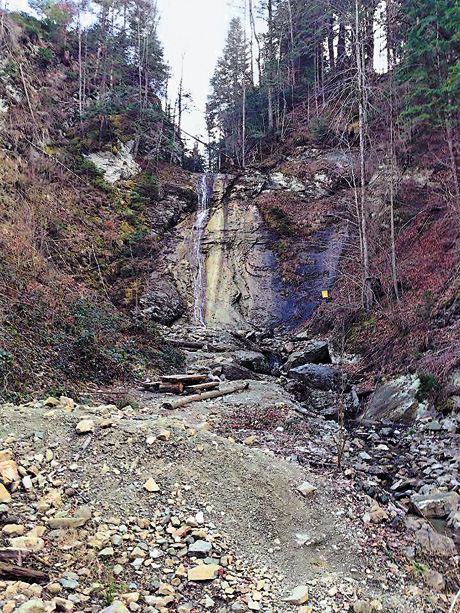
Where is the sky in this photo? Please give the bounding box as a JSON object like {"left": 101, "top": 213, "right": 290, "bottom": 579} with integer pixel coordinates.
{"left": 3, "top": 0, "right": 243, "bottom": 145}
{"left": 156, "top": 0, "right": 243, "bottom": 142}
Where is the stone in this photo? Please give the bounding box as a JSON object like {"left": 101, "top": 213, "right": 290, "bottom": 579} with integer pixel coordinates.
{"left": 52, "top": 598, "right": 74, "bottom": 611}
{"left": 139, "top": 274, "right": 185, "bottom": 325}
{"left": 2, "top": 524, "right": 25, "bottom": 536}
{"left": 157, "top": 430, "right": 171, "bottom": 441}
{"left": 0, "top": 460, "right": 19, "bottom": 484}
{"left": 75, "top": 419, "right": 94, "bottom": 434}
{"left": 243, "top": 436, "right": 255, "bottom": 446}
{"left": 74, "top": 505, "right": 92, "bottom": 521}
{"left": 99, "top": 547, "right": 114, "bottom": 557}
{"left": 359, "top": 375, "right": 421, "bottom": 423}
{"left": 188, "top": 540, "right": 212, "bottom": 556}
{"left": 44, "top": 397, "right": 60, "bottom": 406}
{"left": 231, "top": 351, "right": 270, "bottom": 374}
{"left": 411, "top": 491, "right": 459, "bottom": 518}
{"left": 16, "top": 600, "right": 46, "bottom": 613}
{"left": 0, "top": 483, "right": 11, "bottom": 503}
{"left": 48, "top": 517, "right": 87, "bottom": 529}
{"left": 369, "top": 505, "right": 388, "bottom": 523}
{"left": 48, "top": 583, "right": 61, "bottom": 595}
{"left": 414, "top": 525, "right": 456, "bottom": 557}
{"left": 283, "top": 342, "right": 331, "bottom": 371}
{"left": 188, "top": 564, "right": 221, "bottom": 581}
{"left": 352, "top": 602, "right": 373, "bottom": 613}
{"left": 9, "top": 537, "right": 45, "bottom": 552}
{"left": 144, "top": 478, "right": 160, "bottom": 493}
{"left": 297, "top": 481, "right": 316, "bottom": 497}
{"left": 101, "top": 601, "right": 130, "bottom": 613}
{"left": 22, "top": 475, "right": 33, "bottom": 489}
{"left": 288, "top": 364, "right": 343, "bottom": 391}
{"left": 220, "top": 362, "right": 260, "bottom": 381}
{"left": 282, "top": 585, "right": 309, "bottom": 605}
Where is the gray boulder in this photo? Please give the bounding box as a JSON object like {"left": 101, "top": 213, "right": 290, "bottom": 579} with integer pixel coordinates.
{"left": 288, "top": 363, "right": 344, "bottom": 391}
{"left": 283, "top": 341, "right": 331, "bottom": 371}
{"left": 218, "top": 362, "right": 260, "bottom": 381}
{"left": 411, "top": 491, "right": 459, "bottom": 518}
{"left": 359, "top": 375, "right": 421, "bottom": 423}
{"left": 140, "top": 275, "right": 185, "bottom": 325}
{"left": 231, "top": 350, "right": 270, "bottom": 374}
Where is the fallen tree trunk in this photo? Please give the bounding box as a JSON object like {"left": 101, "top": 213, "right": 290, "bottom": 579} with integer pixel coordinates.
{"left": 142, "top": 381, "right": 161, "bottom": 391}
{"left": 0, "top": 548, "right": 30, "bottom": 565}
{"left": 184, "top": 382, "right": 220, "bottom": 393}
{"left": 0, "top": 562, "right": 49, "bottom": 583}
{"left": 161, "top": 374, "right": 208, "bottom": 384}
{"left": 162, "top": 382, "right": 249, "bottom": 410}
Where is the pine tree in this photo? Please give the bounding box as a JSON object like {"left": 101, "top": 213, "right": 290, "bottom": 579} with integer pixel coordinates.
{"left": 207, "top": 17, "right": 250, "bottom": 166}
{"left": 398, "top": 0, "right": 460, "bottom": 206}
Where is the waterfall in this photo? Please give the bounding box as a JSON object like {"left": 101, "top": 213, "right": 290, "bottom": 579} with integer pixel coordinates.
{"left": 193, "top": 173, "right": 213, "bottom": 326}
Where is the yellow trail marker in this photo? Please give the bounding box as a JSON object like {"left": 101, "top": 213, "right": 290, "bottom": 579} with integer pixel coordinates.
{"left": 321, "top": 290, "right": 329, "bottom": 299}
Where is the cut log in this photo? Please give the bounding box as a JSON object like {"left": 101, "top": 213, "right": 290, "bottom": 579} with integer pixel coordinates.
{"left": 0, "top": 548, "right": 30, "bottom": 565}
{"left": 162, "top": 383, "right": 249, "bottom": 410}
{"left": 161, "top": 374, "right": 208, "bottom": 384}
{"left": 142, "top": 381, "right": 162, "bottom": 391}
{"left": 0, "top": 562, "right": 49, "bottom": 583}
{"left": 184, "top": 382, "right": 220, "bottom": 393}
{"left": 159, "top": 382, "right": 184, "bottom": 394}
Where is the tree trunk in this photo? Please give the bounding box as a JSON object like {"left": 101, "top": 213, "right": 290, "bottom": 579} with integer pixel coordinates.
{"left": 267, "top": 0, "right": 274, "bottom": 133}
{"left": 328, "top": 14, "right": 335, "bottom": 70}
{"left": 355, "top": 0, "right": 372, "bottom": 309}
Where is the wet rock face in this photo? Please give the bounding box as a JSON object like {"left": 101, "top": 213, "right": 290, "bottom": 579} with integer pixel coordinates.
{"left": 161, "top": 169, "right": 347, "bottom": 330}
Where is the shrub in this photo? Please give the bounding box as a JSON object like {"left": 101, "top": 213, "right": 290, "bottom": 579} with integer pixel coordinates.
{"left": 416, "top": 373, "right": 439, "bottom": 402}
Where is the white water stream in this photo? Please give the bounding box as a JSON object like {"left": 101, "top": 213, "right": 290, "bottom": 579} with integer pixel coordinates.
{"left": 193, "top": 173, "right": 213, "bottom": 326}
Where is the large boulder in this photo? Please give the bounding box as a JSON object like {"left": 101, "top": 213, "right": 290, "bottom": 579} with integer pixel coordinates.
{"left": 287, "top": 363, "right": 344, "bottom": 391}
{"left": 231, "top": 350, "right": 270, "bottom": 374}
{"left": 283, "top": 341, "right": 331, "bottom": 371}
{"left": 140, "top": 275, "right": 185, "bottom": 325}
{"left": 359, "top": 375, "right": 421, "bottom": 423}
{"left": 217, "top": 362, "right": 260, "bottom": 381}
{"left": 411, "top": 491, "right": 459, "bottom": 519}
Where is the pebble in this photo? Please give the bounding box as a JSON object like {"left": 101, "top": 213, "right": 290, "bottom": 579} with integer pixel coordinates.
{"left": 282, "top": 585, "right": 309, "bottom": 605}
{"left": 0, "top": 483, "right": 11, "bottom": 503}
{"left": 143, "top": 478, "right": 160, "bottom": 493}
{"left": 188, "top": 564, "right": 221, "bottom": 581}
{"left": 297, "top": 481, "right": 316, "bottom": 497}
{"left": 75, "top": 419, "right": 94, "bottom": 434}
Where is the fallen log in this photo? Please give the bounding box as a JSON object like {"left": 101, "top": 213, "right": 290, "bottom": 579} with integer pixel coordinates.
{"left": 162, "top": 382, "right": 249, "bottom": 410}
{"left": 184, "top": 382, "right": 220, "bottom": 393}
{"left": 142, "top": 381, "right": 161, "bottom": 391}
{"left": 161, "top": 374, "right": 208, "bottom": 384}
{"left": 0, "top": 562, "right": 49, "bottom": 583}
{"left": 159, "top": 382, "right": 184, "bottom": 394}
{"left": 0, "top": 548, "right": 30, "bottom": 565}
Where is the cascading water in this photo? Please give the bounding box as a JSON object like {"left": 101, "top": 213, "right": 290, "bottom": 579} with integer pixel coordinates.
{"left": 193, "top": 173, "right": 213, "bottom": 326}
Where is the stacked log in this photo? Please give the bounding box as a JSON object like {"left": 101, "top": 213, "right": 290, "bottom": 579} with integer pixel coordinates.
{"left": 142, "top": 373, "right": 219, "bottom": 396}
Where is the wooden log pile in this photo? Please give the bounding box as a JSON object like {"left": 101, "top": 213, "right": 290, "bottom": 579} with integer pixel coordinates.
{"left": 142, "top": 374, "right": 249, "bottom": 410}
{"left": 142, "top": 373, "right": 219, "bottom": 396}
